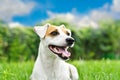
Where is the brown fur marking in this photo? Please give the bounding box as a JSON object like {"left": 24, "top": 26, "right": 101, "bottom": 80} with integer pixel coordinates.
{"left": 45, "top": 25, "right": 58, "bottom": 37}
{"left": 61, "top": 27, "right": 70, "bottom": 35}
{"left": 45, "top": 25, "right": 70, "bottom": 37}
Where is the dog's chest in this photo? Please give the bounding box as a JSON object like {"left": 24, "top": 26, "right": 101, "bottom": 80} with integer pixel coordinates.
{"left": 46, "top": 69, "right": 71, "bottom": 80}
{"left": 43, "top": 61, "right": 71, "bottom": 80}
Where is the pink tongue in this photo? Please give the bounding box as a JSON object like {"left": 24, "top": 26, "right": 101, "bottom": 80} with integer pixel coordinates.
{"left": 59, "top": 48, "right": 71, "bottom": 57}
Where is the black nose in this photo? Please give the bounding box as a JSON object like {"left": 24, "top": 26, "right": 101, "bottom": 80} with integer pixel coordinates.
{"left": 66, "top": 38, "right": 74, "bottom": 46}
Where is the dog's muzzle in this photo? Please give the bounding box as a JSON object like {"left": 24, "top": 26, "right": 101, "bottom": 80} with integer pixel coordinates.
{"left": 48, "top": 45, "right": 71, "bottom": 60}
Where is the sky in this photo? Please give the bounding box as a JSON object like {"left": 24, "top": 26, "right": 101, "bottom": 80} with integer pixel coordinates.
{"left": 0, "top": 0, "right": 120, "bottom": 27}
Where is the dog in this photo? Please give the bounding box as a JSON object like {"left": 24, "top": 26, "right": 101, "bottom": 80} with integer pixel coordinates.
{"left": 30, "top": 23, "right": 79, "bottom": 80}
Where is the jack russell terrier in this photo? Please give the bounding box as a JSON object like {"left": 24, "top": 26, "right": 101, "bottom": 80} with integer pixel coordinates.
{"left": 30, "top": 23, "right": 79, "bottom": 80}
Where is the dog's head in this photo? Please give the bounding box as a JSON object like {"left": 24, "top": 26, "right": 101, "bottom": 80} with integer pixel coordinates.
{"left": 34, "top": 23, "right": 74, "bottom": 60}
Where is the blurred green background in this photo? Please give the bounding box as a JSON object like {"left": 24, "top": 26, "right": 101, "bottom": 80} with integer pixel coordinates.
{"left": 0, "top": 19, "right": 120, "bottom": 62}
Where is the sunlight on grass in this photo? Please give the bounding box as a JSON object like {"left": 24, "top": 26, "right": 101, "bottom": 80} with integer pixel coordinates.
{"left": 71, "top": 60, "right": 120, "bottom": 80}
{"left": 0, "top": 60, "right": 120, "bottom": 80}
{"left": 0, "top": 61, "right": 34, "bottom": 80}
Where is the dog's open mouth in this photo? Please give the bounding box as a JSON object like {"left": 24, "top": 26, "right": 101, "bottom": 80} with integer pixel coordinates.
{"left": 48, "top": 45, "right": 71, "bottom": 60}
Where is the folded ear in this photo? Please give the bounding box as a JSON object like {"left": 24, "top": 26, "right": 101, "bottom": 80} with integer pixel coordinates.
{"left": 34, "top": 23, "right": 50, "bottom": 38}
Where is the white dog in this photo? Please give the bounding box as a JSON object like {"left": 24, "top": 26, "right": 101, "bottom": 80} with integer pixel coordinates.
{"left": 30, "top": 23, "right": 79, "bottom": 80}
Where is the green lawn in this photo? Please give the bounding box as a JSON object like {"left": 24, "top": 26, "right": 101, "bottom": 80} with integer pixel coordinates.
{"left": 0, "top": 60, "right": 120, "bottom": 80}
{"left": 0, "top": 61, "right": 33, "bottom": 80}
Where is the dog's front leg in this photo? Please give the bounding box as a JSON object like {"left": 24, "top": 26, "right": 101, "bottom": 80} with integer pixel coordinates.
{"left": 69, "top": 64, "right": 79, "bottom": 80}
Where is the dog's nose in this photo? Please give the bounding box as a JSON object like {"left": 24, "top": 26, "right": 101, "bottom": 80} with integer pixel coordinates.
{"left": 66, "top": 38, "right": 74, "bottom": 46}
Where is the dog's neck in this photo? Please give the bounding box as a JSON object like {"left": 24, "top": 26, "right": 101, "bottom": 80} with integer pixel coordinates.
{"left": 37, "top": 41, "right": 61, "bottom": 76}
{"left": 38, "top": 41, "right": 60, "bottom": 67}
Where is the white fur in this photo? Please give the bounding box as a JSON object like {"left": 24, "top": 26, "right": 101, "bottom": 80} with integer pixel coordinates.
{"left": 30, "top": 24, "right": 79, "bottom": 80}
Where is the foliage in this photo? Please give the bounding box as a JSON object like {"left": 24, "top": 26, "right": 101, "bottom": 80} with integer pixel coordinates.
{"left": 0, "top": 24, "right": 39, "bottom": 61}
{"left": 0, "top": 19, "right": 120, "bottom": 61}
{"left": 0, "top": 60, "right": 120, "bottom": 80}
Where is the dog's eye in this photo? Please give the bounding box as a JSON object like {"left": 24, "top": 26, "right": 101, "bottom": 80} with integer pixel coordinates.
{"left": 66, "top": 32, "right": 70, "bottom": 36}
{"left": 50, "top": 31, "right": 59, "bottom": 36}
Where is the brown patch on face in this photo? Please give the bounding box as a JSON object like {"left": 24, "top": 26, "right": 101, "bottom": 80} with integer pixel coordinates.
{"left": 45, "top": 25, "right": 59, "bottom": 37}
{"left": 61, "top": 27, "right": 70, "bottom": 36}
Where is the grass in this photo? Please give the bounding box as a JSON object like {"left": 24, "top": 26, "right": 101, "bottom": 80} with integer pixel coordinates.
{"left": 0, "top": 61, "right": 33, "bottom": 80}
{"left": 0, "top": 60, "right": 120, "bottom": 80}
{"left": 71, "top": 60, "right": 120, "bottom": 80}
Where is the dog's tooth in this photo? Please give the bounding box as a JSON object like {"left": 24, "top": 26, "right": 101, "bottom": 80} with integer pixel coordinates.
{"left": 65, "top": 47, "right": 68, "bottom": 51}
{"left": 54, "top": 48, "right": 58, "bottom": 52}
{"left": 62, "top": 54, "right": 65, "bottom": 57}
{"left": 54, "top": 48, "right": 56, "bottom": 51}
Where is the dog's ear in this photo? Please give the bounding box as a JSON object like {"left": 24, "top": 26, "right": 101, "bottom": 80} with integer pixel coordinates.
{"left": 60, "top": 24, "right": 66, "bottom": 28}
{"left": 34, "top": 23, "right": 50, "bottom": 38}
